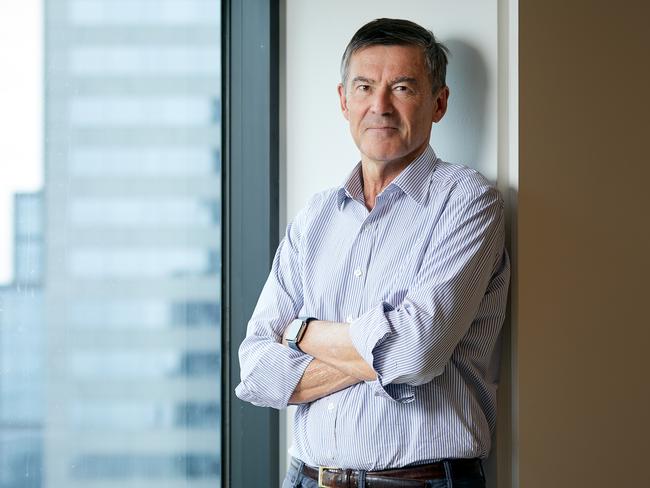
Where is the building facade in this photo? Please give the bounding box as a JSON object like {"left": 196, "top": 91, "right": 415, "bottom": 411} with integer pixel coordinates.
{"left": 0, "top": 193, "right": 45, "bottom": 488}
{"left": 43, "top": 1, "right": 222, "bottom": 486}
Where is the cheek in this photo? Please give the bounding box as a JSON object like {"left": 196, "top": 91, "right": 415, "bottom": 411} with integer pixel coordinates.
{"left": 412, "top": 110, "right": 433, "bottom": 133}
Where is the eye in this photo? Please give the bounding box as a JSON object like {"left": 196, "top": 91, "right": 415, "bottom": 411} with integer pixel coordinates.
{"left": 394, "top": 85, "right": 411, "bottom": 93}
{"left": 356, "top": 84, "right": 370, "bottom": 92}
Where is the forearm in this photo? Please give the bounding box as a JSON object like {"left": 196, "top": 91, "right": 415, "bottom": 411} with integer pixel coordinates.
{"left": 289, "top": 358, "right": 361, "bottom": 404}
{"left": 298, "top": 321, "right": 377, "bottom": 381}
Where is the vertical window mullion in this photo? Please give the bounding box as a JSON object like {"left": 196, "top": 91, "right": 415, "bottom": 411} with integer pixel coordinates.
{"left": 222, "top": 1, "right": 280, "bottom": 487}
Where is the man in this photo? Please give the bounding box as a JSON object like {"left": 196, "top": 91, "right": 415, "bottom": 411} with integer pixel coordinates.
{"left": 236, "top": 18, "right": 510, "bottom": 488}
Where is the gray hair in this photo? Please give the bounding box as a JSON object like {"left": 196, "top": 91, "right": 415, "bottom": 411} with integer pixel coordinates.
{"left": 340, "top": 18, "right": 449, "bottom": 94}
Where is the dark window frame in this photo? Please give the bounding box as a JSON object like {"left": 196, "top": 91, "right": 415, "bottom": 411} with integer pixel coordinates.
{"left": 222, "top": 0, "right": 280, "bottom": 487}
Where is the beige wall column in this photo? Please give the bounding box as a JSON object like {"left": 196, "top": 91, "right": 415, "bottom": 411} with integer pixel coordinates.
{"left": 518, "top": 1, "right": 650, "bottom": 486}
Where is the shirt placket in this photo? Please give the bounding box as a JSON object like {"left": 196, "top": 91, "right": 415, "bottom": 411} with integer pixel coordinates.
{"left": 326, "top": 207, "right": 374, "bottom": 466}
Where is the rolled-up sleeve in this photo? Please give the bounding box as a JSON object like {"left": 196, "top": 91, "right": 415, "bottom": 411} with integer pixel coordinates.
{"left": 348, "top": 185, "right": 507, "bottom": 403}
{"left": 235, "top": 208, "right": 313, "bottom": 410}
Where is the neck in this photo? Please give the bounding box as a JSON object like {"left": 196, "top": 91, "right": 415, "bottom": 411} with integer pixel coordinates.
{"left": 360, "top": 144, "right": 428, "bottom": 210}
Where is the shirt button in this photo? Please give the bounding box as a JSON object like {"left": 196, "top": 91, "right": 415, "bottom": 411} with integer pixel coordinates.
{"left": 345, "top": 315, "right": 353, "bottom": 323}
{"left": 327, "top": 450, "right": 334, "bottom": 459}
{"left": 353, "top": 268, "right": 363, "bottom": 277}
{"left": 327, "top": 402, "right": 335, "bottom": 411}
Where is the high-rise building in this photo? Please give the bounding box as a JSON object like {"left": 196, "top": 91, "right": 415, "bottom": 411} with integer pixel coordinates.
{"left": 0, "top": 192, "right": 45, "bottom": 488}
{"left": 13, "top": 193, "right": 45, "bottom": 287}
{"left": 43, "top": 1, "right": 222, "bottom": 486}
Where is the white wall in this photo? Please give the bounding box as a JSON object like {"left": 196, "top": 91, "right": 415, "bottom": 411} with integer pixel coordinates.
{"left": 283, "top": 0, "right": 499, "bottom": 225}
{"left": 280, "top": 1, "right": 513, "bottom": 486}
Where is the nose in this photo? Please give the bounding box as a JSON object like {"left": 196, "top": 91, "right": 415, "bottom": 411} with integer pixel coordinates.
{"left": 370, "top": 86, "right": 393, "bottom": 116}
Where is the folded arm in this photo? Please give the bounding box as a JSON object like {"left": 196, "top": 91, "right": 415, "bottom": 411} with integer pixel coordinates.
{"left": 236, "top": 198, "right": 363, "bottom": 409}
{"left": 288, "top": 358, "right": 361, "bottom": 404}
{"left": 238, "top": 184, "right": 508, "bottom": 407}
{"left": 285, "top": 185, "right": 508, "bottom": 404}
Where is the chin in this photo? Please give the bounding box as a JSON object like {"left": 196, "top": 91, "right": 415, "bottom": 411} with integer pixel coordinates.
{"left": 360, "top": 143, "right": 405, "bottom": 163}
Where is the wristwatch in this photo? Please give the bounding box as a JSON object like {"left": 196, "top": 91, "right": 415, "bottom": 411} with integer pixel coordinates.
{"left": 285, "top": 316, "right": 317, "bottom": 352}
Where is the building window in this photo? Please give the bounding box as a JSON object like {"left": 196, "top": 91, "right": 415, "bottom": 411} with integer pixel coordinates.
{"left": 70, "top": 47, "right": 221, "bottom": 76}
{"left": 71, "top": 453, "right": 220, "bottom": 479}
{"left": 69, "top": 0, "right": 219, "bottom": 26}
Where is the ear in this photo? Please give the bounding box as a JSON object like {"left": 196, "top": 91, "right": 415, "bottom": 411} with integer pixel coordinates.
{"left": 432, "top": 86, "right": 450, "bottom": 123}
{"left": 337, "top": 83, "right": 349, "bottom": 121}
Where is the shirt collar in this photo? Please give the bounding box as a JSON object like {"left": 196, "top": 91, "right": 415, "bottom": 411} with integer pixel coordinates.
{"left": 336, "top": 146, "right": 438, "bottom": 210}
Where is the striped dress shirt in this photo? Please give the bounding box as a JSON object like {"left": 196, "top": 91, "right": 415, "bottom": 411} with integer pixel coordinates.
{"left": 236, "top": 146, "right": 510, "bottom": 470}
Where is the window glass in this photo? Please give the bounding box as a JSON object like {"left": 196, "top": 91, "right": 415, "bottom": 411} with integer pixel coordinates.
{"left": 69, "top": 248, "right": 218, "bottom": 278}
{"left": 70, "top": 47, "right": 221, "bottom": 76}
{"left": 0, "top": 1, "right": 222, "bottom": 486}
{"left": 69, "top": 148, "right": 218, "bottom": 176}
{"left": 69, "top": 351, "right": 219, "bottom": 379}
{"left": 71, "top": 454, "right": 220, "bottom": 479}
{"left": 69, "top": 97, "right": 217, "bottom": 127}
{"left": 69, "top": 0, "right": 219, "bottom": 26}
{"left": 69, "top": 198, "right": 220, "bottom": 228}
{"left": 68, "top": 300, "right": 220, "bottom": 329}
{"left": 69, "top": 401, "right": 220, "bottom": 430}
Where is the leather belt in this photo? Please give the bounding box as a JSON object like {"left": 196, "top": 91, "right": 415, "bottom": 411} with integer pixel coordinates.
{"left": 301, "top": 458, "right": 483, "bottom": 488}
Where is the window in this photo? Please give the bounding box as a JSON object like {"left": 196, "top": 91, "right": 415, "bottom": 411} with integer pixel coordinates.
{"left": 1, "top": 1, "right": 279, "bottom": 486}
{"left": 69, "top": 248, "right": 218, "bottom": 278}
{"left": 68, "top": 299, "right": 220, "bottom": 329}
{"left": 0, "top": 1, "right": 222, "bottom": 486}
{"left": 69, "top": 197, "right": 220, "bottom": 228}
{"left": 68, "top": 400, "right": 220, "bottom": 430}
{"left": 71, "top": 453, "right": 220, "bottom": 479}
{"left": 69, "top": 0, "right": 219, "bottom": 26}
{"left": 69, "top": 147, "right": 219, "bottom": 176}
{"left": 69, "top": 97, "right": 217, "bottom": 127}
{"left": 70, "top": 47, "right": 221, "bottom": 76}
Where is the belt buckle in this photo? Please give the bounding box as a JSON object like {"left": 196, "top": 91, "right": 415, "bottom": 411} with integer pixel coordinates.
{"left": 318, "top": 466, "right": 337, "bottom": 488}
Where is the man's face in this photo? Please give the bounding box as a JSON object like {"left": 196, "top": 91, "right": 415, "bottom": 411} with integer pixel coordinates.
{"left": 338, "top": 44, "right": 449, "bottom": 166}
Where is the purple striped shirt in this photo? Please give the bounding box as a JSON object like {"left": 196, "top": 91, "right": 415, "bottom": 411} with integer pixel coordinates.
{"left": 236, "top": 146, "right": 510, "bottom": 470}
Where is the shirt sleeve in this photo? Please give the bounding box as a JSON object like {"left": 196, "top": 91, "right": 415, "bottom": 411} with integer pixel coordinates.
{"left": 235, "top": 207, "right": 314, "bottom": 410}
{"left": 348, "top": 184, "right": 508, "bottom": 403}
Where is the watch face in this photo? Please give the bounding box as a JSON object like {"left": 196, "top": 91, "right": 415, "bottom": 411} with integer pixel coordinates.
{"left": 287, "top": 317, "right": 314, "bottom": 350}
{"left": 286, "top": 319, "right": 304, "bottom": 352}
{"left": 287, "top": 319, "right": 304, "bottom": 343}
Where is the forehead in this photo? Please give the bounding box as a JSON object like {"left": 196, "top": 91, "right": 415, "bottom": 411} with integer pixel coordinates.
{"left": 348, "top": 44, "right": 427, "bottom": 79}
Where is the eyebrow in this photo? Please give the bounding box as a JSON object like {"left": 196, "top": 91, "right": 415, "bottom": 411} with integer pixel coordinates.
{"left": 389, "top": 76, "right": 418, "bottom": 85}
{"left": 351, "top": 76, "right": 374, "bottom": 84}
{"left": 351, "top": 76, "right": 418, "bottom": 85}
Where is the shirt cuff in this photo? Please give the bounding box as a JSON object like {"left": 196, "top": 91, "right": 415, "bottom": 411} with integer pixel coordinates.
{"left": 349, "top": 302, "right": 415, "bottom": 404}
{"left": 235, "top": 349, "right": 314, "bottom": 410}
